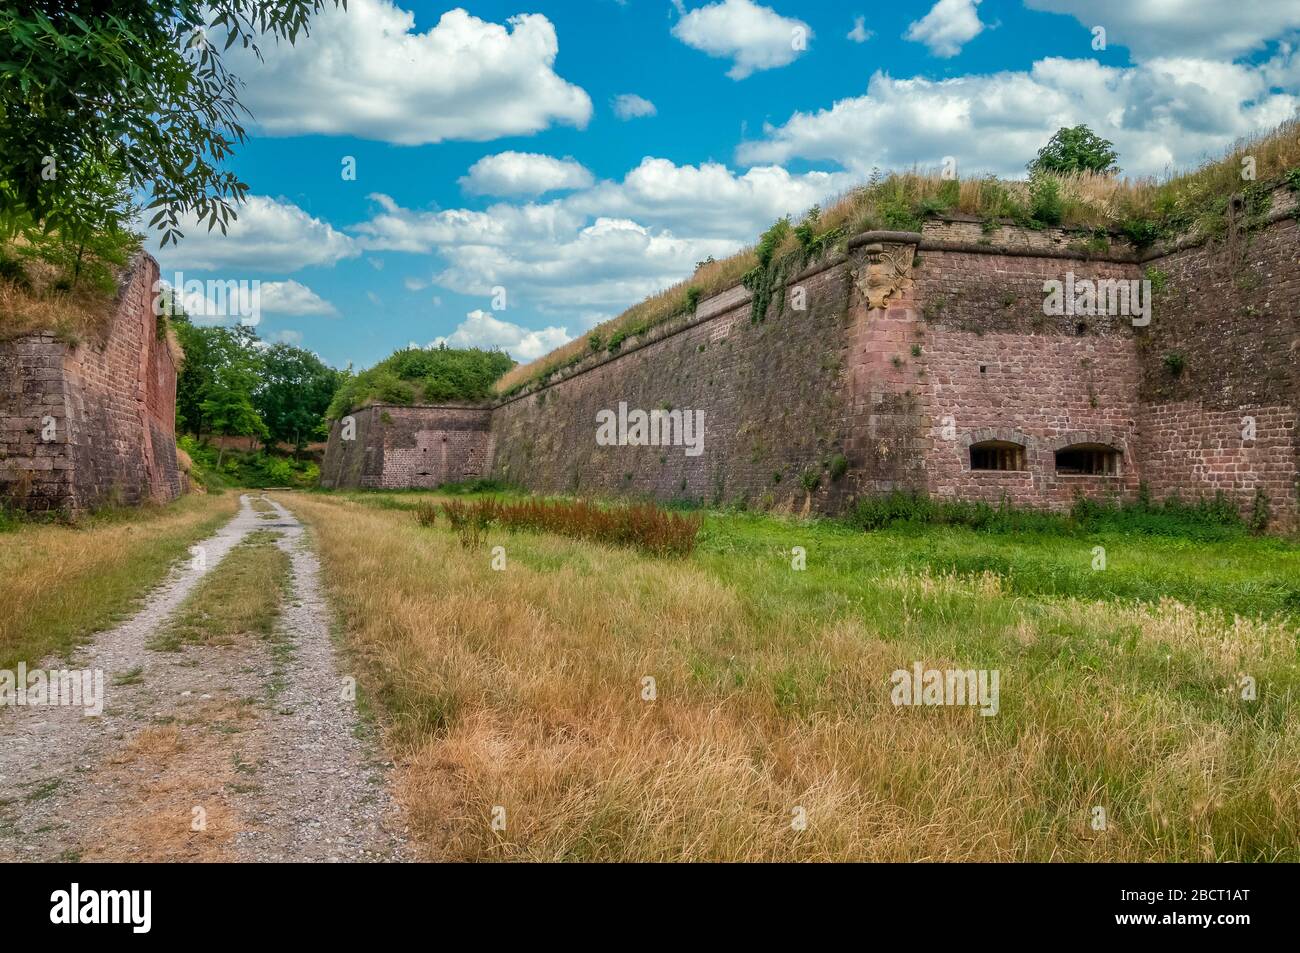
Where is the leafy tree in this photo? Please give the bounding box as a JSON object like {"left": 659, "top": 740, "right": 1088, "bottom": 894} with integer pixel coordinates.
{"left": 172, "top": 318, "right": 261, "bottom": 438}
{"left": 174, "top": 320, "right": 340, "bottom": 457}
{"left": 253, "top": 343, "right": 341, "bottom": 453}
{"left": 200, "top": 363, "right": 268, "bottom": 467}
{"left": 0, "top": 1, "right": 341, "bottom": 246}
{"left": 1028, "top": 125, "right": 1120, "bottom": 176}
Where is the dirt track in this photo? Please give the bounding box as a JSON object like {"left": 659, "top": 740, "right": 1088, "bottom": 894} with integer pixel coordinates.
{"left": 0, "top": 495, "right": 409, "bottom": 862}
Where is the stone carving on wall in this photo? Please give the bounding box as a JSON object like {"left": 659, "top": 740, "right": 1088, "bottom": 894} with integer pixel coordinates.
{"left": 853, "top": 242, "right": 914, "bottom": 311}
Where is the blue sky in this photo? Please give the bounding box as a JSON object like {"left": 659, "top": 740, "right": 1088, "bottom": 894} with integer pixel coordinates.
{"left": 153, "top": 0, "right": 1300, "bottom": 371}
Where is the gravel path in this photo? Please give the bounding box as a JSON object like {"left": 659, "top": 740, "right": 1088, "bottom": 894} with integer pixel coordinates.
{"left": 231, "top": 498, "right": 409, "bottom": 861}
{"left": 0, "top": 495, "right": 409, "bottom": 863}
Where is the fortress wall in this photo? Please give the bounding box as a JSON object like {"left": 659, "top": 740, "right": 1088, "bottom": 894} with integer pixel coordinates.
{"left": 1134, "top": 203, "right": 1299, "bottom": 531}
{"left": 0, "top": 253, "right": 180, "bottom": 512}
{"left": 0, "top": 332, "right": 72, "bottom": 509}
{"left": 490, "top": 258, "right": 855, "bottom": 510}
{"left": 912, "top": 246, "right": 1145, "bottom": 509}
{"left": 321, "top": 182, "right": 1300, "bottom": 531}
{"left": 321, "top": 404, "right": 494, "bottom": 490}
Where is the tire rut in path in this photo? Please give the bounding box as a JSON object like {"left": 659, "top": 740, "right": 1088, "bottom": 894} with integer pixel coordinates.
{"left": 0, "top": 495, "right": 409, "bottom": 862}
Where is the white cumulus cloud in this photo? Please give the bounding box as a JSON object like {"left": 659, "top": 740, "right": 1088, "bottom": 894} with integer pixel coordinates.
{"left": 612, "top": 93, "right": 658, "bottom": 119}
{"left": 672, "top": 0, "right": 812, "bottom": 80}
{"left": 431, "top": 310, "right": 570, "bottom": 362}
{"left": 1025, "top": 0, "right": 1300, "bottom": 61}
{"left": 459, "top": 152, "right": 595, "bottom": 197}
{"left": 432, "top": 217, "right": 736, "bottom": 313}
{"left": 738, "top": 55, "right": 1300, "bottom": 178}
{"left": 847, "top": 16, "right": 873, "bottom": 44}
{"left": 905, "top": 0, "right": 985, "bottom": 58}
{"left": 231, "top": 0, "right": 592, "bottom": 145}
{"left": 157, "top": 196, "right": 358, "bottom": 273}
{"left": 566, "top": 157, "right": 852, "bottom": 239}
{"left": 351, "top": 156, "right": 849, "bottom": 315}
{"left": 258, "top": 280, "right": 338, "bottom": 316}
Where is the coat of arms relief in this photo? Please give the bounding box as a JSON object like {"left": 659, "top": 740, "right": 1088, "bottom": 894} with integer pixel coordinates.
{"left": 852, "top": 242, "right": 915, "bottom": 311}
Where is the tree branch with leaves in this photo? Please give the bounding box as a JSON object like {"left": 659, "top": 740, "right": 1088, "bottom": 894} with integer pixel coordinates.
{"left": 0, "top": 1, "right": 343, "bottom": 248}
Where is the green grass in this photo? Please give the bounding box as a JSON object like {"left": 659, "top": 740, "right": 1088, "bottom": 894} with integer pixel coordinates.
{"left": 148, "top": 529, "right": 290, "bottom": 652}
{"left": 719, "top": 510, "right": 1299, "bottom": 622}
{"left": 314, "top": 486, "right": 1299, "bottom": 621}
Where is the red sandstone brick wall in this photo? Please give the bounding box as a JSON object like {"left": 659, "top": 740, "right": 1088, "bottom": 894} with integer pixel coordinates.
{"left": 0, "top": 333, "right": 72, "bottom": 509}
{"left": 0, "top": 253, "right": 180, "bottom": 512}
{"left": 910, "top": 250, "right": 1146, "bottom": 510}
{"left": 1134, "top": 209, "right": 1299, "bottom": 531}
{"left": 378, "top": 405, "right": 494, "bottom": 489}
{"left": 1140, "top": 401, "right": 1295, "bottom": 526}
{"left": 320, "top": 404, "right": 494, "bottom": 490}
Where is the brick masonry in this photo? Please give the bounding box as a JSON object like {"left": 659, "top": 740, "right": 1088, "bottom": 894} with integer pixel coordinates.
{"left": 0, "top": 253, "right": 180, "bottom": 512}
{"left": 322, "top": 183, "right": 1300, "bottom": 532}
{"left": 1135, "top": 208, "right": 1299, "bottom": 528}
{"left": 319, "top": 404, "right": 494, "bottom": 490}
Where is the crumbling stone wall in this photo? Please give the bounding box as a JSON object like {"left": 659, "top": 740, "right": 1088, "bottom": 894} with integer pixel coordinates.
{"left": 320, "top": 404, "right": 494, "bottom": 490}
{"left": 0, "top": 253, "right": 180, "bottom": 512}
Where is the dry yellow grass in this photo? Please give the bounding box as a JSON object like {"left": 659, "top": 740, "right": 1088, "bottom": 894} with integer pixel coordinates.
{"left": 286, "top": 492, "right": 1299, "bottom": 862}
{"left": 81, "top": 704, "right": 259, "bottom": 862}
{"left": 0, "top": 277, "right": 111, "bottom": 344}
{"left": 0, "top": 233, "right": 139, "bottom": 343}
{"left": 0, "top": 493, "right": 239, "bottom": 669}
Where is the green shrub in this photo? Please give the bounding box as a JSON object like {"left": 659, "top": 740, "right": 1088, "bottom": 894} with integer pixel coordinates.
{"left": 260, "top": 457, "right": 295, "bottom": 486}
{"left": 1251, "top": 487, "right": 1270, "bottom": 534}
{"left": 1143, "top": 267, "right": 1169, "bottom": 295}
{"left": 1120, "top": 218, "right": 1163, "bottom": 248}
{"left": 684, "top": 285, "right": 703, "bottom": 313}
{"left": 1029, "top": 175, "right": 1064, "bottom": 225}
{"left": 327, "top": 346, "right": 513, "bottom": 419}
{"left": 179, "top": 437, "right": 320, "bottom": 490}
